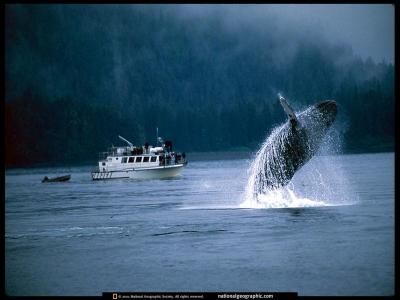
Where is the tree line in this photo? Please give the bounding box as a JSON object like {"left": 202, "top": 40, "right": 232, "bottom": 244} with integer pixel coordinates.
{"left": 5, "top": 5, "right": 394, "bottom": 167}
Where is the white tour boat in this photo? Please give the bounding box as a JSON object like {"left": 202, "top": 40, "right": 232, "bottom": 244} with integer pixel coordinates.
{"left": 91, "top": 135, "right": 187, "bottom": 180}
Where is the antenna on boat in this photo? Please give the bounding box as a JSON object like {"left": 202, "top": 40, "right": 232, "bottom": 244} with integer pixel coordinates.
{"left": 118, "top": 135, "right": 133, "bottom": 147}
{"left": 156, "top": 127, "right": 159, "bottom": 146}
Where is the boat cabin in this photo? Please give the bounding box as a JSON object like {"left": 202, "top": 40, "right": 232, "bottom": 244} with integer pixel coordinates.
{"left": 97, "top": 136, "right": 186, "bottom": 172}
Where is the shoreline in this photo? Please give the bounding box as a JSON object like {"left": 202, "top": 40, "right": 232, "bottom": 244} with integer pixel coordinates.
{"left": 4, "top": 149, "right": 394, "bottom": 170}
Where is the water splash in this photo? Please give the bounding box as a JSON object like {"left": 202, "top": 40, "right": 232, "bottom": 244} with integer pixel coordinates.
{"left": 241, "top": 120, "right": 356, "bottom": 209}
{"left": 243, "top": 124, "right": 287, "bottom": 201}
{"left": 240, "top": 187, "right": 330, "bottom": 209}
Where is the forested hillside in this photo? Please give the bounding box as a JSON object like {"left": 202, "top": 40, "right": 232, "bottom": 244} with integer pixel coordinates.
{"left": 5, "top": 5, "right": 394, "bottom": 167}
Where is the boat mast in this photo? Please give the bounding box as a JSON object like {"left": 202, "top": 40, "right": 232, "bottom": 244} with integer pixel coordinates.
{"left": 156, "top": 127, "right": 159, "bottom": 146}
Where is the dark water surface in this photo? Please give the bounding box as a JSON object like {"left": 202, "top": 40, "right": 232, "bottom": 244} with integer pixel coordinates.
{"left": 5, "top": 152, "right": 394, "bottom": 296}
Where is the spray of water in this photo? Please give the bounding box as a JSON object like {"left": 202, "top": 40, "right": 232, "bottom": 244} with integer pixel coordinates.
{"left": 240, "top": 116, "right": 355, "bottom": 209}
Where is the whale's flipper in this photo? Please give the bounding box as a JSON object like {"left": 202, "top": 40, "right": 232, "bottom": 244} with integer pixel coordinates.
{"left": 278, "top": 94, "right": 298, "bottom": 127}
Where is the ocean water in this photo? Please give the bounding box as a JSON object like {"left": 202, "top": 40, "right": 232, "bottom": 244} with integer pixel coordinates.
{"left": 5, "top": 152, "right": 394, "bottom": 296}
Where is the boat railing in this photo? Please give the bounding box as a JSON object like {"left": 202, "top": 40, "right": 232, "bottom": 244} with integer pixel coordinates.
{"left": 98, "top": 147, "right": 185, "bottom": 160}
{"left": 93, "top": 155, "right": 187, "bottom": 173}
{"left": 98, "top": 147, "right": 164, "bottom": 160}
{"left": 159, "top": 156, "right": 187, "bottom": 166}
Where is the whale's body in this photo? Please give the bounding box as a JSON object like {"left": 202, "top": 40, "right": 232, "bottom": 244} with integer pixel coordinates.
{"left": 254, "top": 96, "right": 337, "bottom": 193}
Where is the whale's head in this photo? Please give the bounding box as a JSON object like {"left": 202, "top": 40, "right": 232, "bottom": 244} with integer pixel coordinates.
{"left": 298, "top": 100, "right": 337, "bottom": 130}
{"left": 295, "top": 100, "right": 338, "bottom": 154}
{"left": 315, "top": 100, "right": 337, "bottom": 128}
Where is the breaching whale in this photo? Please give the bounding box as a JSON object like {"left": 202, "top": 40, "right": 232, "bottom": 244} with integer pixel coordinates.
{"left": 253, "top": 94, "right": 337, "bottom": 193}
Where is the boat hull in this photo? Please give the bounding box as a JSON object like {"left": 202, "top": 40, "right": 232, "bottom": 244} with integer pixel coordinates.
{"left": 91, "top": 164, "right": 185, "bottom": 180}
{"left": 42, "top": 175, "right": 71, "bottom": 183}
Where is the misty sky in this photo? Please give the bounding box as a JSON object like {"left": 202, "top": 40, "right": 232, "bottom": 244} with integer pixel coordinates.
{"left": 272, "top": 4, "right": 394, "bottom": 63}
{"left": 175, "top": 4, "right": 394, "bottom": 64}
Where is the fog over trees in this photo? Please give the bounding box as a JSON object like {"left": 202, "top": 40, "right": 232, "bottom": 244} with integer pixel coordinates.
{"left": 5, "top": 5, "right": 394, "bottom": 167}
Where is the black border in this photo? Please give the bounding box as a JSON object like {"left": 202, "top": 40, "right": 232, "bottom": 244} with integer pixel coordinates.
{"left": 3, "top": 1, "right": 397, "bottom": 299}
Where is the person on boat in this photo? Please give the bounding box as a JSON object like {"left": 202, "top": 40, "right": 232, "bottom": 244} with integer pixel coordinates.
{"left": 165, "top": 140, "right": 172, "bottom": 152}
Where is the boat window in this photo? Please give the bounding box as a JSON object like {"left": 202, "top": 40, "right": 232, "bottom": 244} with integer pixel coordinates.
{"left": 122, "top": 157, "right": 127, "bottom": 163}
{"left": 151, "top": 156, "right": 157, "bottom": 162}
{"left": 143, "top": 157, "right": 149, "bottom": 163}
{"left": 136, "top": 157, "right": 142, "bottom": 163}
{"left": 128, "top": 157, "right": 134, "bottom": 163}
{"left": 102, "top": 162, "right": 106, "bottom": 166}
